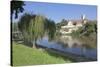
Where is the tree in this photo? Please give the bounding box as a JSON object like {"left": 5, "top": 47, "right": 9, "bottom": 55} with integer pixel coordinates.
{"left": 18, "top": 13, "right": 35, "bottom": 47}
{"left": 18, "top": 13, "right": 56, "bottom": 48}
{"left": 32, "top": 15, "right": 46, "bottom": 47}
{"left": 11, "top": 0, "right": 25, "bottom": 23}
{"left": 56, "top": 19, "right": 68, "bottom": 30}
{"left": 34, "top": 15, "right": 45, "bottom": 39}
{"left": 45, "top": 19, "right": 56, "bottom": 40}
{"left": 72, "top": 21, "right": 97, "bottom": 36}
{"left": 12, "top": 22, "right": 18, "bottom": 32}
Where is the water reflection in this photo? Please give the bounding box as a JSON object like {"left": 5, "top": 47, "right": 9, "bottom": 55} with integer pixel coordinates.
{"left": 37, "top": 35, "right": 97, "bottom": 60}
{"left": 56, "top": 35, "right": 96, "bottom": 49}
{"left": 57, "top": 35, "right": 83, "bottom": 48}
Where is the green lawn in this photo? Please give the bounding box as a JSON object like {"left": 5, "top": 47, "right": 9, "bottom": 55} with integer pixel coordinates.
{"left": 12, "top": 42, "right": 71, "bottom": 66}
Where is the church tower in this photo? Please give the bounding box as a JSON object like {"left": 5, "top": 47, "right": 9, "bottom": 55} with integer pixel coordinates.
{"left": 81, "top": 14, "right": 87, "bottom": 24}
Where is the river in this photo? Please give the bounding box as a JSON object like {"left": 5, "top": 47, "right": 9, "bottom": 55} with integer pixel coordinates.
{"left": 36, "top": 35, "right": 97, "bottom": 60}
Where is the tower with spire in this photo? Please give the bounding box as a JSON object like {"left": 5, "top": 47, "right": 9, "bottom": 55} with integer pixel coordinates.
{"left": 81, "top": 14, "right": 87, "bottom": 24}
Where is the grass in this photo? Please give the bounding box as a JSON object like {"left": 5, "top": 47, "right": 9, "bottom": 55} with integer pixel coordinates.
{"left": 12, "top": 42, "right": 71, "bottom": 66}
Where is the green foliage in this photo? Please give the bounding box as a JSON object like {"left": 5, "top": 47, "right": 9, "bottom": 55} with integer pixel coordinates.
{"left": 11, "top": 0, "right": 25, "bottom": 19}
{"left": 18, "top": 13, "right": 35, "bottom": 43}
{"left": 71, "top": 21, "right": 97, "bottom": 37}
{"left": 18, "top": 13, "right": 56, "bottom": 47}
{"left": 83, "top": 21, "right": 97, "bottom": 36}
{"left": 33, "top": 15, "right": 45, "bottom": 39}
{"left": 45, "top": 19, "right": 56, "bottom": 40}
{"left": 12, "top": 22, "right": 18, "bottom": 32}
{"left": 18, "top": 13, "right": 34, "bottom": 32}
{"left": 56, "top": 19, "right": 68, "bottom": 30}
{"left": 71, "top": 27, "right": 82, "bottom": 37}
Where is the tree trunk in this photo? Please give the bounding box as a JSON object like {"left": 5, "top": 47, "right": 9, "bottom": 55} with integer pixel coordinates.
{"left": 33, "top": 40, "right": 36, "bottom": 48}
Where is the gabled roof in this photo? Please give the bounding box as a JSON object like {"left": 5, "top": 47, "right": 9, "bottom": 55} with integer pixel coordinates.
{"left": 68, "top": 19, "right": 83, "bottom": 24}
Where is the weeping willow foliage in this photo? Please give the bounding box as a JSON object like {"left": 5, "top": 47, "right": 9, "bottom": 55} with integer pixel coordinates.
{"left": 34, "top": 15, "right": 45, "bottom": 40}
{"left": 18, "top": 13, "right": 35, "bottom": 43}
{"left": 45, "top": 19, "right": 56, "bottom": 40}
{"left": 28, "top": 19, "right": 35, "bottom": 42}
{"left": 18, "top": 13, "right": 56, "bottom": 47}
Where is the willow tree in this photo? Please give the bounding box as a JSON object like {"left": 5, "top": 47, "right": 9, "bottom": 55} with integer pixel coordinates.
{"left": 33, "top": 15, "right": 46, "bottom": 47}
{"left": 18, "top": 13, "right": 56, "bottom": 48}
{"left": 18, "top": 13, "right": 35, "bottom": 47}
{"left": 45, "top": 19, "right": 56, "bottom": 40}
{"left": 18, "top": 14, "right": 46, "bottom": 47}
{"left": 28, "top": 15, "right": 46, "bottom": 47}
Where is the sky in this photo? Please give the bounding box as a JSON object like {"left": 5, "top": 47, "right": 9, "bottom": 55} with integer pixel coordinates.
{"left": 13, "top": 1, "right": 97, "bottom": 23}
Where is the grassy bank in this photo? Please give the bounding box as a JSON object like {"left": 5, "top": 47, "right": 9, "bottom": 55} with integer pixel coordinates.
{"left": 12, "top": 42, "right": 71, "bottom": 66}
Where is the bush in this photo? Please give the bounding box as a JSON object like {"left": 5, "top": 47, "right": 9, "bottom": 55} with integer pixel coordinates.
{"left": 71, "top": 21, "right": 97, "bottom": 37}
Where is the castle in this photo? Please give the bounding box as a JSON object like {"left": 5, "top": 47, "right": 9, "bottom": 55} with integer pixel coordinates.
{"left": 60, "top": 15, "right": 87, "bottom": 34}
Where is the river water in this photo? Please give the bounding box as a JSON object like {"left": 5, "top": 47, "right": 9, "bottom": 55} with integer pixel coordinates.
{"left": 36, "top": 35, "right": 97, "bottom": 60}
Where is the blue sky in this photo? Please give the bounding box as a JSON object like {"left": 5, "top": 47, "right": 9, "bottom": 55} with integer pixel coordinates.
{"left": 13, "top": 1, "right": 97, "bottom": 23}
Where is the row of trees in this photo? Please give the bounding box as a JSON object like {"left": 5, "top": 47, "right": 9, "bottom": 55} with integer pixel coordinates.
{"left": 18, "top": 13, "right": 56, "bottom": 48}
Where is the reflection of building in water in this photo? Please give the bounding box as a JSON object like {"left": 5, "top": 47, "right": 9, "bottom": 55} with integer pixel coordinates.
{"left": 60, "top": 35, "right": 83, "bottom": 48}
{"left": 60, "top": 15, "right": 87, "bottom": 34}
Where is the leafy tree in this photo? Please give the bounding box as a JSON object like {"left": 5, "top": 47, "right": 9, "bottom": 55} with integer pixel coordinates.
{"left": 18, "top": 13, "right": 35, "bottom": 47}
{"left": 12, "top": 22, "right": 18, "bottom": 32}
{"left": 11, "top": 0, "right": 25, "bottom": 22}
{"left": 34, "top": 15, "right": 45, "bottom": 40}
{"left": 56, "top": 19, "right": 68, "bottom": 30}
{"left": 71, "top": 21, "right": 97, "bottom": 36}
{"left": 11, "top": 0, "right": 25, "bottom": 42}
{"left": 45, "top": 19, "right": 56, "bottom": 40}
{"left": 18, "top": 13, "right": 56, "bottom": 48}
{"left": 82, "top": 21, "right": 97, "bottom": 36}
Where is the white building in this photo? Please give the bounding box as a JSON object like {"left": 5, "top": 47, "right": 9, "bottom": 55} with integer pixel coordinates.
{"left": 60, "top": 15, "right": 87, "bottom": 34}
